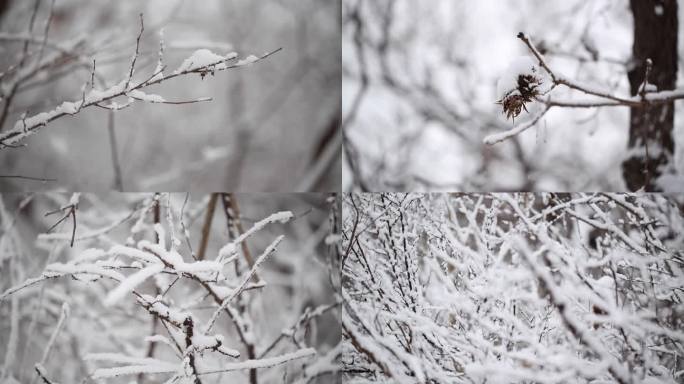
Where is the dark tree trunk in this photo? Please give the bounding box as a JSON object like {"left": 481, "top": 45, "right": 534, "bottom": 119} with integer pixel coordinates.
{"left": 622, "top": 0, "right": 678, "bottom": 191}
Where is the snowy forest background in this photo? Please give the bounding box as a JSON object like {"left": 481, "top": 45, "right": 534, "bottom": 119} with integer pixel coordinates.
{"left": 0, "top": 193, "right": 341, "bottom": 383}
{"left": 342, "top": 0, "right": 684, "bottom": 192}
{"left": 342, "top": 193, "right": 684, "bottom": 383}
{"left": 0, "top": 0, "right": 340, "bottom": 192}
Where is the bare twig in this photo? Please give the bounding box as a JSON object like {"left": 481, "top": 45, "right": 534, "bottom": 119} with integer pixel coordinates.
{"left": 204, "top": 235, "right": 284, "bottom": 333}
{"left": 125, "top": 13, "right": 145, "bottom": 90}
{"left": 107, "top": 111, "right": 124, "bottom": 191}
{"left": 0, "top": 175, "right": 56, "bottom": 182}
{"left": 196, "top": 193, "right": 218, "bottom": 261}
{"left": 45, "top": 196, "right": 78, "bottom": 247}
{"left": 36, "top": 0, "right": 56, "bottom": 65}
{"left": 484, "top": 105, "right": 551, "bottom": 145}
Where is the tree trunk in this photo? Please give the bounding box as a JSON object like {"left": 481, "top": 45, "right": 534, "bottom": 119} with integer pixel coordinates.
{"left": 622, "top": 0, "right": 678, "bottom": 191}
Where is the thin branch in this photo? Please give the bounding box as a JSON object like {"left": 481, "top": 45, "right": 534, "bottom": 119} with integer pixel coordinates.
{"left": 196, "top": 193, "right": 218, "bottom": 261}
{"left": 197, "top": 349, "right": 316, "bottom": 376}
{"left": 0, "top": 175, "right": 56, "bottom": 182}
{"left": 204, "top": 235, "right": 284, "bottom": 333}
{"left": 517, "top": 33, "right": 684, "bottom": 107}
{"left": 36, "top": 0, "right": 56, "bottom": 65}
{"left": 125, "top": 13, "right": 145, "bottom": 90}
{"left": 484, "top": 105, "right": 551, "bottom": 145}
{"left": 107, "top": 111, "right": 124, "bottom": 191}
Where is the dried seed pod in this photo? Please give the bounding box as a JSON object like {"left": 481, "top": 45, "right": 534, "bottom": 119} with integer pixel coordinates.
{"left": 497, "top": 73, "right": 542, "bottom": 120}
{"left": 497, "top": 57, "right": 544, "bottom": 121}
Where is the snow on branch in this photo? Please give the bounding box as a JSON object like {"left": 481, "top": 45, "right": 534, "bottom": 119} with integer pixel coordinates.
{"left": 0, "top": 193, "right": 336, "bottom": 383}
{"left": 0, "top": 13, "right": 282, "bottom": 149}
{"left": 486, "top": 32, "right": 684, "bottom": 145}
{"left": 343, "top": 193, "right": 684, "bottom": 383}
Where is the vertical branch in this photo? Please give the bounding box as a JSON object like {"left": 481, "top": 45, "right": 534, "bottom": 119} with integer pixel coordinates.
{"left": 1, "top": 259, "right": 19, "bottom": 381}
{"left": 137, "top": 194, "right": 162, "bottom": 383}
{"left": 125, "top": 13, "right": 144, "bottom": 90}
{"left": 221, "top": 193, "right": 255, "bottom": 267}
{"left": 19, "top": 0, "right": 41, "bottom": 69}
{"left": 196, "top": 193, "right": 218, "bottom": 261}
{"left": 36, "top": 0, "right": 55, "bottom": 65}
{"left": 219, "top": 193, "right": 258, "bottom": 384}
{"left": 107, "top": 111, "right": 124, "bottom": 191}
{"left": 31, "top": 303, "right": 69, "bottom": 384}
{"left": 183, "top": 317, "right": 202, "bottom": 384}
{"left": 0, "top": 0, "right": 41, "bottom": 131}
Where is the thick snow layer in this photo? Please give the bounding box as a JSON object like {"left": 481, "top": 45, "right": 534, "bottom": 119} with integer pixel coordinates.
{"left": 128, "top": 89, "right": 166, "bottom": 103}
{"left": 104, "top": 263, "right": 165, "bottom": 306}
{"left": 174, "top": 49, "right": 233, "bottom": 74}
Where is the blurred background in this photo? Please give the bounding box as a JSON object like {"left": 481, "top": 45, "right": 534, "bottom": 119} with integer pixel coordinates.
{"left": 0, "top": 0, "right": 341, "bottom": 192}
{"left": 0, "top": 192, "right": 341, "bottom": 383}
{"left": 342, "top": 0, "right": 684, "bottom": 192}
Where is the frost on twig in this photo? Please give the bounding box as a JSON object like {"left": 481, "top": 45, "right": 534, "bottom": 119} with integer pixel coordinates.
{"left": 0, "top": 194, "right": 338, "bottom": 383}
{"left": 343, "top": 193, "right": 684, "bottom": 383}
{"left": 486, "top": 32, "right": 684, "bottom": 145}
{"left": 0, "top": 12, "right": 282, "bottom": 149}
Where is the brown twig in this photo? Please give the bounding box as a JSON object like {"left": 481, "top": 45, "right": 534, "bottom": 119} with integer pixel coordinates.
{"left": 125, "top": 13, "right": 144, "bottom": 90}
{"left": 45, "top": 201, "right": 77, "bottom": 247}
{"left": 196, "top": 193, "right": 218, "bottom": 261}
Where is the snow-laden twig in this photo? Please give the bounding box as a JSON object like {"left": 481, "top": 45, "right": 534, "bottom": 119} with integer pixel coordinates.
{"left": 217, "top": 211, "right": 293, "bottom": 262}
{"left": 486, "top": 33, "right": 684, "bottom": 145}
{"left": 104, "top": 263, "right": 164, "bottom": 306}
{"left": 483, "top": 105, "right": 550, "bottom": 145}
{"left": 205, "top": 235, "right": 284, "bottom": 333}
{"left": 37, "top": 303, "right": 70, "bottom": 369}
{"left": 516, "top": 32, "right": 679, "bottom": 107}
{"left": 0, "top": 16, "right": 282, "bottom": 149}
{"left": 197, "top": 348, "right": 316, "bottom": 376}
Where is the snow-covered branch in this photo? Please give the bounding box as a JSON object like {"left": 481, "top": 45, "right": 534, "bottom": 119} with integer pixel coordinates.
{"left": 343, "top": 193, "right": 684, "bottom": 383}
{"left": 0, "top": 193, "right": 339, "bottom": 383}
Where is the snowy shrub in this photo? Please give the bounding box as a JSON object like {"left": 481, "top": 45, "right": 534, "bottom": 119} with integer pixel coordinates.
{"left": 342, "top": 193, "right": 684, "bottom": 383}
{"left": 0, "top": 193, "right": 341, "bottom": 383}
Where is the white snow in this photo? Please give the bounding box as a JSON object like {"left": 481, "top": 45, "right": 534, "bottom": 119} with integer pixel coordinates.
{"left": 91, "top": 362, "right": 178, "bottom": 379}
{"left": 128, "top": 89, "right": 166, "bottom": 103}
{"left": 200, "top": 348, "right": 316, "bottom": 374}
{"left": 137, "top": 294, "right": 190, "bottom": 326}
{"left": 173, "top": 49, "right": 230, "bottom": 74}
{"left": 217, "top": 211, "right": 293, "bottom": 261}
{"left": 496, "top": 56, "right": 540, "bottom": 99}
{"left": 235, "top": 55, "right": 259, "bottom": 67}
{"left": 104, "top": 262, "right": 165, "bottom": 306}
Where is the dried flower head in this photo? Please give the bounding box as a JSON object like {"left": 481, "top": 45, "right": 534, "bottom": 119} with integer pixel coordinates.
{"left": 497, "top": 63, "right": 543, "bottom": 121}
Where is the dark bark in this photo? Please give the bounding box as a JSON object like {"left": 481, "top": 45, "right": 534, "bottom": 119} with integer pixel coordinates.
{"left": 622, "top": 0, "right": 678, "bottom": 191}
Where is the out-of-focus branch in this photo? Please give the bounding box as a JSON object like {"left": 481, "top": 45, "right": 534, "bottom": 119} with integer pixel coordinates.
{"left": 196, "top": 193, "right": 218, "bottom": 261}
